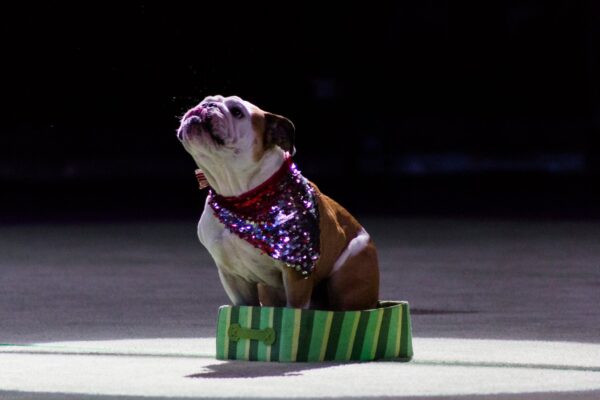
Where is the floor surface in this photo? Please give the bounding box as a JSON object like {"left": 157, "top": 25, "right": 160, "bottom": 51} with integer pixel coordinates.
{"left": 1, "top": 217, "right": 599, "bottom": 398}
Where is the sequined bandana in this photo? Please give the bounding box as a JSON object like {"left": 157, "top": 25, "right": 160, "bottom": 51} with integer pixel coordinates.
{"left": 206, "top": 157, "right": 320, "bottom": 277}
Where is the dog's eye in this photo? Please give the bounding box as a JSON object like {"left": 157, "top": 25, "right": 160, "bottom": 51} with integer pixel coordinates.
{"left": 230, "top": 107, "right": 244, "bottom": 119}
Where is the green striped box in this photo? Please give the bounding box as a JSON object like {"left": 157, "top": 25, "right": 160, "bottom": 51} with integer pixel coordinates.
{"left": 216, "top": 301, "right": 413, "bottom": 362}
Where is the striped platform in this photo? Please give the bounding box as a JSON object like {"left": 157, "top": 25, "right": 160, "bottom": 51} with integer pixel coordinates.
{"left": 216, "top": 301, "right": 413, "bottom": 362}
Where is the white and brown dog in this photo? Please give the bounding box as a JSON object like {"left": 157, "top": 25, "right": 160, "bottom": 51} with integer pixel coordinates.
{"left": 177, "top": 95, "right": 379, "bottom": 311}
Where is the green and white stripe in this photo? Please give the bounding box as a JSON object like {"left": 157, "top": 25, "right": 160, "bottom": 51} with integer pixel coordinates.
{"left": 216, "top": 301, "right": 413, "bottom": 362}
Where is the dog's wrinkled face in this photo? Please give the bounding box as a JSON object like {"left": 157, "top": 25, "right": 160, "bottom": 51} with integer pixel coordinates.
{"left": 177, "top": 95, "right": 295, "bottom": 165}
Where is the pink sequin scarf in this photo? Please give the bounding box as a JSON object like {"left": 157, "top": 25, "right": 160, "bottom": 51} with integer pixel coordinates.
{"left": 202, "top": 157, "right": 321, "bottom": 277}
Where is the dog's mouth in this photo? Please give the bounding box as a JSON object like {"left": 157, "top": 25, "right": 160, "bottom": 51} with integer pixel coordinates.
{"left": 179, "top": 112, "right": 225, "bottom": 146}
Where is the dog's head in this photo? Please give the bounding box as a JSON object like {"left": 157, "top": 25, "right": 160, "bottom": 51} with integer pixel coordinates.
{"left": 177, "top": 95, "right": 295, "bottom": 166}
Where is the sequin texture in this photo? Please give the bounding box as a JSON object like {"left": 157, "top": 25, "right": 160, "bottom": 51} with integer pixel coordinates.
{"left": 208, "top": 158, "right": 320, "bottom": 277}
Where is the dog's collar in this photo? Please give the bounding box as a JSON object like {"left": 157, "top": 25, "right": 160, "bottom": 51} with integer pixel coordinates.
{"left": 194, "top": 154, "right": 292, "bottom": 194}
{"left": 200, "top": 155, "right": 320, "bottom": 277}
{"left": 202, "top": 156, "right": 292, "bottom": 206}
{"left": 195, "top": 169, "right": 210, "bottom": 190}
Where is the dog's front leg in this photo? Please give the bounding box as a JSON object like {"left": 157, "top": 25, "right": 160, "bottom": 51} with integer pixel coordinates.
{"left": 282, "top": 268, "right": 313, "bottom": 309}
{"left": 257, "top": 283, "right": 287, "bottom": 307}
{"left": 217, "top": 268, "right": 260, "bottom": 306}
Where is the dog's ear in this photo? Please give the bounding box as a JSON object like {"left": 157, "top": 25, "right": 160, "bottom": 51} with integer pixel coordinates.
{"left": 264, "top": 112, "right": 296, "bottom": 155}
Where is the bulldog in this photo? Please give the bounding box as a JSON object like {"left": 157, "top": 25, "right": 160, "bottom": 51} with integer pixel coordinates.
{"left": 177, "top": 95, "right": 379, "bottom": 311}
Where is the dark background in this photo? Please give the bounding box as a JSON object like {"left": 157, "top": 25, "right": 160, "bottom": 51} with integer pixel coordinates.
{"left": 2, "top": 1, "right": 599, "bottom": 222}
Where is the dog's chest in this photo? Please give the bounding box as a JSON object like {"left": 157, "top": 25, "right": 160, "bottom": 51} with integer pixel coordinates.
{"left": 197, "top": 205, "right": 284, "bottom": 285}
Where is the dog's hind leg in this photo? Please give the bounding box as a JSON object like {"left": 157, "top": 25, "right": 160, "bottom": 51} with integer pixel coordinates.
{"left": 326, "top": 239, "right": 380, "bottom": 311}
